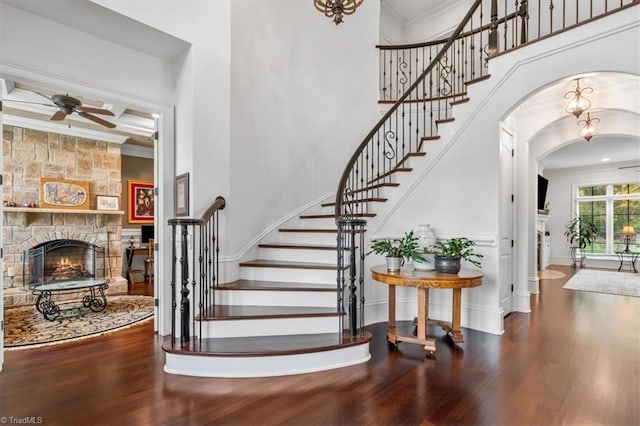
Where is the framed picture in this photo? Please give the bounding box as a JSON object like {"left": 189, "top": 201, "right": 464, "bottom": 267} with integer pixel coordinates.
{"left": 96, "top": 195, "right": 120, "bottom": 211}
{"left": 40, "top": 178, "right": 90, "bottom": 210}
{"left": 128, "top": 181, "right": 154, "bottom": 224}
{"left": 175, "top": 173, "right": 189, "bottom": 217}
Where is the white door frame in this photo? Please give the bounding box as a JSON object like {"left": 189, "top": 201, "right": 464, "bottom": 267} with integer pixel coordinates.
{"left": 0, "top": 65, "right": 176, "bottom": 360}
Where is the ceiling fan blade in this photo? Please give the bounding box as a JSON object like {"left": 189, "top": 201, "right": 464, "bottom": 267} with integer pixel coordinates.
{"left": 50, "top": 110, "right": 67, "bottom": 121}
{"left": 79, "top": 111, "right": 116, "bottom": 129}
{"left": 34, "top": 91, "right": 53, "bottom": 102}
{"left": 78, "top": 106, "right": 115, "bottom": 116}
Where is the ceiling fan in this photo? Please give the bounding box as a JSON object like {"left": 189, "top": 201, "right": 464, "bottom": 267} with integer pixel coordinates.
{"left": 4, "top": 93, "right": 116, "bottom": 129}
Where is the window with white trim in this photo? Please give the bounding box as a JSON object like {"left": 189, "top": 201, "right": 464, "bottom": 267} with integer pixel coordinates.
{"left": 576, "top": 183, "right": 639, "bottom": 254}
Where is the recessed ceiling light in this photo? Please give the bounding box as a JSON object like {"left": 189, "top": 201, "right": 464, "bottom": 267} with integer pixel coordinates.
{"left": 601, "top": 158, "right": 610, "bottom": 162}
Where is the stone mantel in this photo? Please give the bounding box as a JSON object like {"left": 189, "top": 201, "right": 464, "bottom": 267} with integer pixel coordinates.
{"left": 4, "top": 207, "right": 124, "bottom": 227}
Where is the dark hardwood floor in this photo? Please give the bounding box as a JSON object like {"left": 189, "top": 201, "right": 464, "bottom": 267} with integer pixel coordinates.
{"left": 1, "top": 265, "right": 638, "bottom": 425}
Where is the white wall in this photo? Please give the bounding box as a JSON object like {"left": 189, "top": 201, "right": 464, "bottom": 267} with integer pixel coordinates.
{"left": 93, "top": 0, "right": 232, "bottom": 218}
{"left": 544, "top": 163, "right": 640, "bottom": 266}
{"left": 402, "top": 1, "right": 474, "bottom": 43}
{"left": 0, "top": 3, "right": 174, "bottom": 105}
{"left": 227, "top": 0, "right": 381, "bottom": 255}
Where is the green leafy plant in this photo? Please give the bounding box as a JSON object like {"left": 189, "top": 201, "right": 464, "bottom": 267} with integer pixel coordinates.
{"left": 564, "top": 217, "right": 598, "bottom": 249}
{"left": 431, "top": 237, "right": 483, "bottom": 268}
{"left": 368, "top": 231, "right": 426, "bottom": 262}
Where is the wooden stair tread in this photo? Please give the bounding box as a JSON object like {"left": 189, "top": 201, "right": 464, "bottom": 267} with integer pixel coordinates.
{"left": 345, "top": 182, "right": 400, "bottom": 195}
{"left": 258, "top": 243, "right": 342, "bottom": 251}
{"left": 197, "top": 304, "right": 341, "bottom": 320}
{"left": 279, "top": 228, "right": 336, "bottom": 233}
{"left": 464, "top": 74, "right": 491, "bottom": 85}
{"left": 450, "top": 97, "right": 470, "bottom": 106}
{"left": 300, "top": 213, "right": 375, "bottom": 219}
{"left": 366, "top": 167, "right": 412, "bottom": 184}
{"left": 435, "top": 117, "right": 455, "bottom": 124}
{"left": 162, "top": 331, "right": 372, "bottom": 357}
{"left": 239, "top": 259, "right": 346, "bottom": 270}
{"left": 321, "top": 197, "right": 387, "bottom": 207}
{"left": 218, "top": 279, "right": 336, "bottom": 292}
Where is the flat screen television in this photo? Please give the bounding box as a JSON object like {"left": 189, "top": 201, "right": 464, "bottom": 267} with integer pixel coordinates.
{"left": 537, "top": 175, "right": 549, "bottom": 211}
{"left": 141, "top": 225, "right": 154, "bottom": 244}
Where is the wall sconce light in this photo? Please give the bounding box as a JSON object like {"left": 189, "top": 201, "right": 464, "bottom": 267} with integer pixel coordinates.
{"left": 621, "top": 225, "right": 636, "bottom": 253}
{"left": 314, "top": 0, "right": 363, "bottom": 25}
{"left": 578, "top": 112, "right": 599, "bottom": 142}
{"left": 564, "top": 78, "right": 593, "bottom": 118}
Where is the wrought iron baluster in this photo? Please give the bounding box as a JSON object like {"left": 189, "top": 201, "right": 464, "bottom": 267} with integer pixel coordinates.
{"left": 170, "top": 223, "right": 177, "bottom": 348}
{"left": 180, "top": 223, "right": 190, "bottom": 344}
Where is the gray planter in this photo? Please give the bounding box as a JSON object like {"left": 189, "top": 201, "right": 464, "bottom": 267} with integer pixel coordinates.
{"left": 385, "top": 256, "right": 403, "bottom": 272}
{"left": 434, "top": 256, "right": 461, "bottom": 274}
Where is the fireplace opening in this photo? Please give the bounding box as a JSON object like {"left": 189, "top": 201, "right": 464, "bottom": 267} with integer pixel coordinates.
{"left": 24, "top": 240, "right": 106, "bottom": 288}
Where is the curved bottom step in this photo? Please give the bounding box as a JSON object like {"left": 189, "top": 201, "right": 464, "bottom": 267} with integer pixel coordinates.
{"left": 162, "top": 331, "right": 371, "bottom": 378}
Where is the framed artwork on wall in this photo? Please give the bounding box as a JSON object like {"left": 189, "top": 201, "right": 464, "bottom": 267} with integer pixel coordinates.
{"left": 175, "top": 173, "right": 189, "bottom": 217}
{"left": 128, "top": 180, "right": 154, "bottom": 223}
{"left": 96, "top": 195, "right": 120, "bottom": 211}
{"left": 40, "top": 178, "right": 90, "bottom": 209}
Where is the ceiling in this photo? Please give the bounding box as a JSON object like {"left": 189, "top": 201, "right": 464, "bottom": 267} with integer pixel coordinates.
{"left": 383, "top": 0, "right": 466, "bottom": 24}
{"left": 1, "top": 78, "right": 156, "bottom": 150}
{"left": 2, "top": 1, "right": 638, "bottom": 169}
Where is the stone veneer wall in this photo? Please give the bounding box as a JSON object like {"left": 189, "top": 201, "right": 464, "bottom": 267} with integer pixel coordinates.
{"left": 2, "top": 125, "right": 126, "bottom": 303}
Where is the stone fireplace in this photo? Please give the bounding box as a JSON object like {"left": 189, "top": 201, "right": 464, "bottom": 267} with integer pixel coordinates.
{"left": 2, "top": 125, "right": 127, "bottom": 307}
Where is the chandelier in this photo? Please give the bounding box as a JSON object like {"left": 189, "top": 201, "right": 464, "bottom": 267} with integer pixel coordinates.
{"left": 577, "top": 112, "right": 600, "bottom": 142}
{"left": 314, "top": 0, "right": 363, "bottom": 25}
{"left": 564, "top": 78, "right": 593, "bottom": 118}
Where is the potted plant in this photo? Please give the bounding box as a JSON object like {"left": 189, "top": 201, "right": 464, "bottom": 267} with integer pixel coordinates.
{"left": 431, "top": 237, "right": 483, "bottom": 274}
{"left": 368, "top": 231, "right": 425, "bottom": 271}
{"left": 564, "top": 217, "right": 598, "bottom": 267}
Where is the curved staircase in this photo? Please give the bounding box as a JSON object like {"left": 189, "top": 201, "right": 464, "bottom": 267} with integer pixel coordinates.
{"left": 163, "top": 0, "right": 639, "bottom": 378}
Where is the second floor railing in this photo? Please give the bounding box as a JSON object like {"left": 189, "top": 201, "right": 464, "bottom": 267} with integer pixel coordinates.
{"left": 379, "top": 0, "right": 638, "bottom": 102}
{"left": 167, "top": 195, "right": 226, "bottom": 349}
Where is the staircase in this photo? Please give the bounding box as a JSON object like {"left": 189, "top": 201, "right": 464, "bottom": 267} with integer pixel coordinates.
{"left": 163, "top": 0, "right": 639, "bottom": 378}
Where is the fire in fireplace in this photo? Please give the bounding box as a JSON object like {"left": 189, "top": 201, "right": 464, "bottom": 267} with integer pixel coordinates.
{"left": 24, "top": 239, "right": 106, "bottom": 287}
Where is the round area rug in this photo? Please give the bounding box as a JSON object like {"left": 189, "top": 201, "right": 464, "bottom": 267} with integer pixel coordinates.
{"left": 538, "top": 269, "right": 566, "bottom": 280}
{"left": 4, "top": 295, "right": 153, "bottom": 349}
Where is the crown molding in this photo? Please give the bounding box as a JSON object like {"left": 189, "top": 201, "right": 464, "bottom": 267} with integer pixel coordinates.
{"left": 121, "top": 143, "right": 154, "bottom": 159}
{"left": 2, "top": 114, "right": 128, "bottom": 144}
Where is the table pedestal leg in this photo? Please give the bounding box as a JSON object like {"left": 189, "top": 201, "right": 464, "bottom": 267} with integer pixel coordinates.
{"left": 418, "top": 288, "right": 437, "bottom": 354}
{"left": 449, "top": 288, "right": 464, "bottom": 344}
{"left": 387, "top": 285, "right": 397, "bottom": 347}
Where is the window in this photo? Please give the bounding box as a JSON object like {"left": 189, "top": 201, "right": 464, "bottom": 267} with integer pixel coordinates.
{"left": 575, "top": 182, "right": 640, "bottom": 254}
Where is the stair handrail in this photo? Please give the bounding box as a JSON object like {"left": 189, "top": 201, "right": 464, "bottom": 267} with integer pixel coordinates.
{"left": 167, "top": 195, "right": 226, "bottom": 349}
{"left": 335, "top": 0, "right": 484, "bottom": 221}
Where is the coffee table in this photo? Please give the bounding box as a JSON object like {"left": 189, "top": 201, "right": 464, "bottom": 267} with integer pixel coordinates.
{"left": 30, "top": 279, "right": 109, "bottom": 321}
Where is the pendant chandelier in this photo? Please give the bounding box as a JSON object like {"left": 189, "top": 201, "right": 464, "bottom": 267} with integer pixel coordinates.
{"left": 578, "top": 112, "right": 600, "bottom": 142}
{"left": 314, "top": 0, "right": 363, "bottom": 25}
{"left": 564, "top": 78, "right": 593, "bottom": 118}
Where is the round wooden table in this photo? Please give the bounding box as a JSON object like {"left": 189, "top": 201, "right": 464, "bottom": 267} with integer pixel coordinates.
{"left": 371, "top": 266, "right": 483, "bottom": 355}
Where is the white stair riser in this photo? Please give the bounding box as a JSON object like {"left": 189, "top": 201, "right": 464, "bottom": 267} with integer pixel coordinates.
{"left": 258, "top": 247, "right": 337, "bottom": 263}
{"left": 200, "top": 316, "right": 340, "bottom": 337}
{"left": 240, "top": 266, "right": 338, "bottom": 284}
{"left": 297, "top": 217, "right": 336, "bottom": 228}
{"left": 217, "top": 289, "right": 336, "bottom": 307}
{"left": 279, "top": 232, "right": 337, "bottom": 245}
{"left": 164, "top": 343, "right": 371, "bottom": 378}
